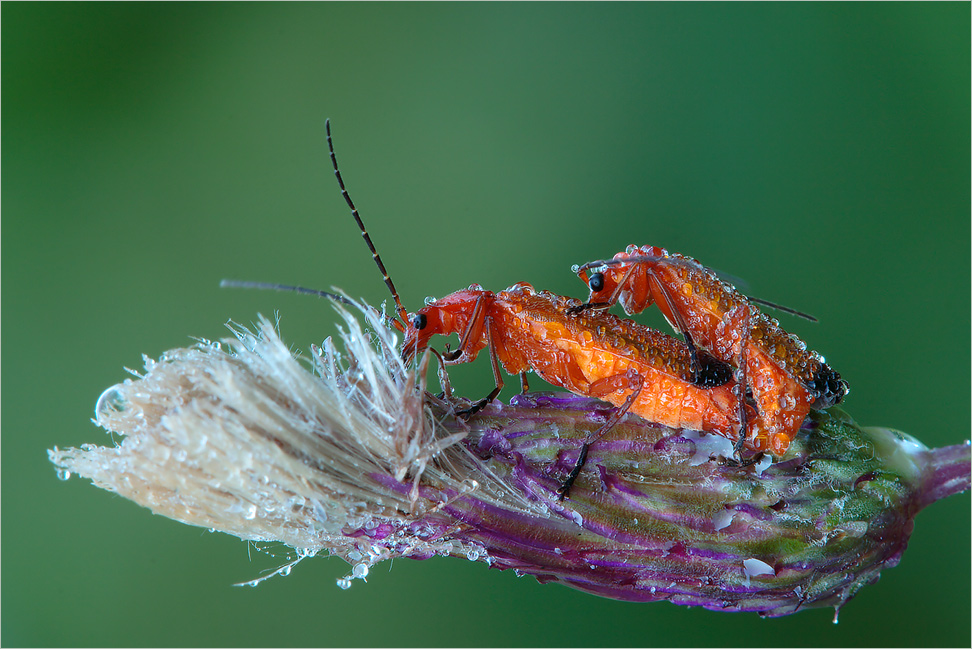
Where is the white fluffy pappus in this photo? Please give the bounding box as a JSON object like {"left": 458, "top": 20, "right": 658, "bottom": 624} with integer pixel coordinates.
{"left": 49, "top": 299, "right": 514, "bottom": 585}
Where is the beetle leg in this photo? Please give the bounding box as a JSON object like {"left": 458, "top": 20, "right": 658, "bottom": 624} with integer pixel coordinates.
{"left": 645, "top": 272, "right": 712, "bottom": 386}
{"left": 455, "top": 315, "right": 504, "bottom": 420}
{"left": 426, "top": 347, "right": 454, "bottom": 399}
{"left": 519, "top": 372, "right": 530, "bottom": 394}
{"left": 725, "top": 304, "right": 755, "bottom": 462}
{"left": 558, "top": 369, "right": 644, "bottom": 499}
{"left": 443, "top": 295, "right": 486, "bottom": 362}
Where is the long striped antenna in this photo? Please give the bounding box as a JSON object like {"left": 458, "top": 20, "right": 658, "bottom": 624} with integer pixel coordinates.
{"left": 326, "top": 119, "right": 409, "bottom": 331}
{"left": 219, "top": 280, "right": 353, "bottom": 305}
{"left": 220, "top": 280, "right": 408, "bottom": 331}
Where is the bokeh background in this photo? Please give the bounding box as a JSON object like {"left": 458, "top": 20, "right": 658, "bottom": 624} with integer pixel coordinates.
{"left": 3, "top": 3, "right": 969, "bottom": 646}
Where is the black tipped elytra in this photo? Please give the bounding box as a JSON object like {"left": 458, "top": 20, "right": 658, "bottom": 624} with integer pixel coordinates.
{"left": 809, "top": 363, "right": 847, "bottom": 407}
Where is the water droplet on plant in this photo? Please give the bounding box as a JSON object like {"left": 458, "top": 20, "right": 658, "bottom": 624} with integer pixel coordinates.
{"left": 56, "top": 468, "right": 72, "bottom": 481}
{"left": 352, "top": 563, "right": 369, "bottom": 579}
{"left": 336, "top": 578, "right": 352, "bottom": 590}
{"left": 95, "top": 386, "right": 127, "bottom": 420}
{"left": 244, "top": 504, "right": 257, "bottom": 520}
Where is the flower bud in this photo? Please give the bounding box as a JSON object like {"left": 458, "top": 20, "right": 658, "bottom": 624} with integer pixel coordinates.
{"left": 49, "top": 302, "right": 970, "bottom": 618}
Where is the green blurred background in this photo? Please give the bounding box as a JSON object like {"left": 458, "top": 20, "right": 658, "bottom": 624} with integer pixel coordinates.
{"left": 3, "top": 3, "right": 969, "bottom": 646}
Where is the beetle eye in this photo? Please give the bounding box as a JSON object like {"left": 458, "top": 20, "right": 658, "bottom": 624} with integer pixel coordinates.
{"left": 412, "top": 313, "right": 428, "bottom": 330}
{"left": 589, "top": 272, "right": 605, "bottom": 292}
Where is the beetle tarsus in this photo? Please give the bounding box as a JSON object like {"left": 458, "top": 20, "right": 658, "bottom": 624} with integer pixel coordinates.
{"left": 557, "top": 443, "right": 590, "bottom": 500}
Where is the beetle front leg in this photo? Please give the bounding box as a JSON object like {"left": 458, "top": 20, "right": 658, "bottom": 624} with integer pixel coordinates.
{"left": 455, "top": 316, "right": 504, "bottom": 420}
{"left": 558, "top": 369, "right": 645, "bottom": 499}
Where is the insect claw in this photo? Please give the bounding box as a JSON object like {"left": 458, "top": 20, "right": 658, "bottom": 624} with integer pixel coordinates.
{"left": 455, "top": 398, "right": 489, "bottom": 421}
{"left": 557, "top": 443, "right": 589, "bottom": 500}
{"left": 721, "top": 451, "right": 765, "bottom": 469}
{"left": 732, "top": 427, "right": 747, "bottom": 457}
{"left": 441, "top": 343, "right": 464, "bottom": 362}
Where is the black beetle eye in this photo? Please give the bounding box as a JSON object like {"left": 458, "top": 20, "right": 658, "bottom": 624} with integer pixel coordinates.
{"left": 412, "top": 313, "right": 428, "bottom": 330}
{"left": 589, "top": 272, "right": 605, "bottom": 292}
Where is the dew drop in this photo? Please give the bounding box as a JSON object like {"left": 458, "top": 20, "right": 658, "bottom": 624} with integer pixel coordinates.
{"left": 351, "top": 563, "right": 369, "bottom": 579}
{"left": 95, "top": 386, "right": 127, "bottom": 420}
{"left": 56, "top": 468, "right": 72, "bottom": 481}
{"left": 244, "top": 504, "right": 257, "bottom": 520}
{"left": 280, "top": 565, "right": 292, "bottom": 577}
{"left": 336, "top": 577, "right": 352, "bottom": 590}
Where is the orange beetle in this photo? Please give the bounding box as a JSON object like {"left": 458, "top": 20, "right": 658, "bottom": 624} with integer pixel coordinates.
{"left": 403, "top": 282, "right": 740, "bottom": 430}
{"left": 572, "top": 245, "right": 847, "bottom": 456}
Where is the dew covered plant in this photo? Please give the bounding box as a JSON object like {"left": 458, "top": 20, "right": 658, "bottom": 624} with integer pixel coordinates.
{"left": 49, "top": 301, "right": 970, "bottom": 618}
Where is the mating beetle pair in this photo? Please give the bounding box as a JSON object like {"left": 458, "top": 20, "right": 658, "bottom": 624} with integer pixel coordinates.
{"left": 228, "top": 122, "right": 847, "bottom": 498}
